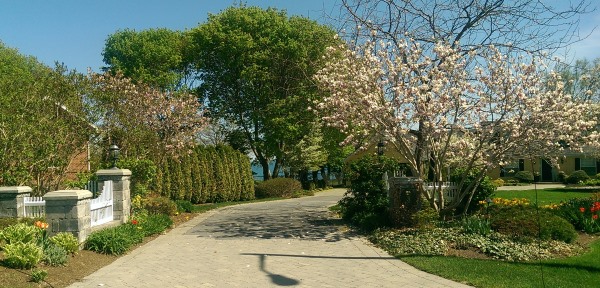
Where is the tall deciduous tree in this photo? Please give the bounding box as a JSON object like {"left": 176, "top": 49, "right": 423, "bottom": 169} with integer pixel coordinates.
{"left": 555, "top": 58, "right": 600, "bottom": 102}
{"left": 316, "top": 0, "right": 595, "bottom": 214}
{"left": 102, "top": 28, "right": 193, "bottom": 90}
{"left": 188, "top": 6, "right": 339, "bottom": 180}
{"left": 0, "top": 42, "right": 92, "bottom": 194}
{"left": 86, "top": 72, "right": 208, "bottom": 161}
{"left": 337, "top": 0, "right": 593, "bottom": 56}
{"left": 315, "top": 39, "right": 598, "bottom": 214}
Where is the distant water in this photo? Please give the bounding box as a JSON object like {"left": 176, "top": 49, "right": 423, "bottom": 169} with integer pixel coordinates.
{"left": 251, "top": 162, "right": 332, "bottom": 181}
{"left": 251, "top": 162, "right": 285, "bottom": 180}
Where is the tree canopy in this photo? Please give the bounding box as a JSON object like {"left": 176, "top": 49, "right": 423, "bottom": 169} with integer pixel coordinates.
{"left": 188, "top": 6, "right": 340, "bottom": 179}
{"left": 102, "top": 28, "right": 192, "bottom": 90}
{"left": 0, "top": 42, "right": 92, "bottom": 194}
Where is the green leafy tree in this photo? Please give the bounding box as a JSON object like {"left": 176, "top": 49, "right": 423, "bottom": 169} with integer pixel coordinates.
{"left": 0, "top": 42, "right": 93, "bottom": 194}
{"left": 188, "top": 6, "right": 339, "bottom": 180}
{"left": 102, "top": 28, "right": 193, "bottom": 90}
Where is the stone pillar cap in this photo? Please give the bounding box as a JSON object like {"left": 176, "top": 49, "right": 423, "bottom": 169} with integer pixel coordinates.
{"left": 0, "top": 186, "right": 32, "bottom": 194}
{"left": 96, "top": 169, "right": 132, "bottom": 177}
{"left": 44, "top": 190, "right": 93, "bottom": 200}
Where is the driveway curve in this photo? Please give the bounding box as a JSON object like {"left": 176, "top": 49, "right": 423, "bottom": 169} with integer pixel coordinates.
{"left": 69, "top": 189, "right": 472, "bottom": 288}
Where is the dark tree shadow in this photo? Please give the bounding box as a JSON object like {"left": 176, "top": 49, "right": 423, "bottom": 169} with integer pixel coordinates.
{"left": 186, "top": 196, "right": 358, "bottom": 241}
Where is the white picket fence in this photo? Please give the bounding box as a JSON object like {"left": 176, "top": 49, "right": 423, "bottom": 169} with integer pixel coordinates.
{"left": 23, "top": 196, "right": 45, "bottom": 218}
{"left": 90, "top": 180, "right": 114, "bottom": 227}
{"left": 21, "top": 180, "right": 114, "bottom": 227}
{"left": 423, "top": 182, "right": 458, "bottom": 202}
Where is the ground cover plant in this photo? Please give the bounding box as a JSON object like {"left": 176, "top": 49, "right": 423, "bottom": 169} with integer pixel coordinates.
{"left": 363, "top": 187, "right": 600, "bottom": 288}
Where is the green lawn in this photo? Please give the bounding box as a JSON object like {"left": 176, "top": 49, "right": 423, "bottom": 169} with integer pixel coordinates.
{"left": 494, "top": 188, "right": 598, "bottom": 205}
{"left": 395, "top": 187, "right": 600, "bottom": 287}
{"left": 400, "top": 239, "right": 600, "bottom": 288}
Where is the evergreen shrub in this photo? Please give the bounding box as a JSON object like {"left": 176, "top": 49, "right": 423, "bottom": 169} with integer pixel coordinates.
{"left": 489, "top": 206, "right": 577, "bottom": 243}
{"left": 566, "top": 170, "right": 590, "bottom": 184}
{"left": 339, "top": 155, "right": 399, "bottom": 231}
{"left": 514, "top": 171, "right": 534, "bottom": 183}
{"left": 143, "top": 196, "right": 178, "bottom": 216}
{"left": 255, "top": 178, "right": 303, "bottom": 198}
{"left": 154, "top": 145, "right": 255, "bottom": 203}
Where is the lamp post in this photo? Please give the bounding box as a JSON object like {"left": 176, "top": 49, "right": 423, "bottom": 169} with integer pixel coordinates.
{"left": 377, "top": 140, "right": 385, "bottom": 156}
{"left": 109, "top": 144, "right": 120, "bottom": 169}
{"left": 377, "top": 140, "right": 389, "bottom": 196}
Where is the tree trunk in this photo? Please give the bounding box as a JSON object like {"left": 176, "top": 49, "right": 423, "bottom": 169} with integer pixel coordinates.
{"left": 321, "top": 166, "right": 330, "bottom": 187}
{"left": 258, "top": 156, "right": 271, "bottom": 181}
{"left": 272, "top": 156, "right": 282, "bottom": 179}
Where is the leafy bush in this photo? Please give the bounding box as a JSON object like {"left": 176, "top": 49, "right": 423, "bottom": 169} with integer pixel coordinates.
{"left": 557, "top": 171, "right": 567, "bottom": 183}
{"left": 49, "top": 232, "right": 79, "bottom": 255}
{"left": 565, "top": 170, "right": 590, "bottom": 184}
{"left": 412, "top": 206, "right": 439, "bottom": 230}
{"left": 553, "top": 198, "right": 600, "bottom": 233}
{"left": 0, "top": 223, "right": 40, "bottom": 246}
{"left": 118, "top": 158, "right": 157, "bottom": 197}
{"left": 84, "top": 224, "right": 144, "bottom": 255}
{"left": 582, "top": 178, "right": 600, "bottom": 186}
{"left": 137, "top": 214, "right": 173, "bottom": 237}
{"left": 64, "top": 172, "right": 94, "bottom": 189}
{"left": 489, "top": 206, "right": 577, "bottom": 243}
{"left": 492, "top": 178, "right": 504, "bottom": 188}
{"left": 514, "top": 171, "right": 534, "bottom": 183}
{"left": 3, "top": 242, "right": 43, "bottom": 269}
{"left": 30, "top": 269, "right": 48, "bottom": 283}
{"left": 42, "top": 244, "right": 68, "bottom": 266}
{"left": 255, "top": 178, "right": 303, "bottom": 198}
{"left": 339, "top": 155, "right": 399, "bottom": 231}
{"left": 175, "top": 200, "right": 194, "bottom": 213}
{"left": 143, "top": 195, "right": 178, "bottom": 216}
{"left": 450, "top": 168, "right": 496, "bottom": 215}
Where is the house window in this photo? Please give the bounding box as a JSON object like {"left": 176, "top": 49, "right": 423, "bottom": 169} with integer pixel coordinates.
{"left": 580, "top": 158, "right": 596, "bottom": 176}
{"left": 501, "top": 160, "right": 520, "bottom": 177}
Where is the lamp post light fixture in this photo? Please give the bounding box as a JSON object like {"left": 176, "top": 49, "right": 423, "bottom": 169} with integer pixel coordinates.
{"left": 109, "top": 144, "right": 120, "bottom": 169}
{"left": 377, "top": 140, "right": 385, "bottom": 156}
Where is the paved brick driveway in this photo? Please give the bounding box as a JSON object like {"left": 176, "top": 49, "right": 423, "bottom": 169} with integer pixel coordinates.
{"left": 69, "top": 189, "right": 472, "bottom": 288}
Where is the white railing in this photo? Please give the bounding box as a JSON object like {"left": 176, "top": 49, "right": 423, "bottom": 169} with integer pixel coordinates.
{"left": 423, "top": 182, "right": 458, "bottom": 202}
{"left": 23, "top": 196, "right": 45, "bottom": 218}
{"left": 90, "top": 180, "right": 113, "bottom": 227}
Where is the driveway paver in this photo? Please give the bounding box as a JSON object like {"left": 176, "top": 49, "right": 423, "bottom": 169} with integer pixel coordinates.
{"left": 69, "top": 189, "right": 472, "bottom": 288}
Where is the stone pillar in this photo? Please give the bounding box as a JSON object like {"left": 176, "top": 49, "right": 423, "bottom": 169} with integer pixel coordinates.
{"left": 96, "top": 169, "right": 132, "bottom": 224}
{"left": 43, "top": 190, "right": 92, "bottom": 244}
{"left": 0, "top": 186, "right": 32, "bottom": 218}
{"left": 388, "top": 177, "right": 423, "bottom": 227}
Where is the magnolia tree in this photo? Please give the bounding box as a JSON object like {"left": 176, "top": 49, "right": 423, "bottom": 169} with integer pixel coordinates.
{"left": 87, "top": 72, "right": 208, "bottom": 161}
{"left": 315, "top": 37, "right": 599, "bottom": 214}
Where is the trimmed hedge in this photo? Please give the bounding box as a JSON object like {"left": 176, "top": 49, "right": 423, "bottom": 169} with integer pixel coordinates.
{"left": 489, "top": 206, "right": 578, "bottom": 243}
{"left": 255, "top": 178, "right": 303, "bottom": 198}
{"left": 154, "top": 145, "right": 254, "bottom": 204}
{"left": 565, "top": 170, "right": 590, "bottom": 184}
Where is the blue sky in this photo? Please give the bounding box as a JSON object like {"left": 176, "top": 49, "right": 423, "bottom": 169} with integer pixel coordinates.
{"left": 0, "top": 0, "right": 598, "bottom": 73}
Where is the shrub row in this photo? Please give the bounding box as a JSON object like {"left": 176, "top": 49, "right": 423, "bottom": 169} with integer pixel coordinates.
{"left": 154, "top": 145, "right": 254, "bottom": 204}
{"left": 255, "top": 178, "right": 303, "bottom": 198}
